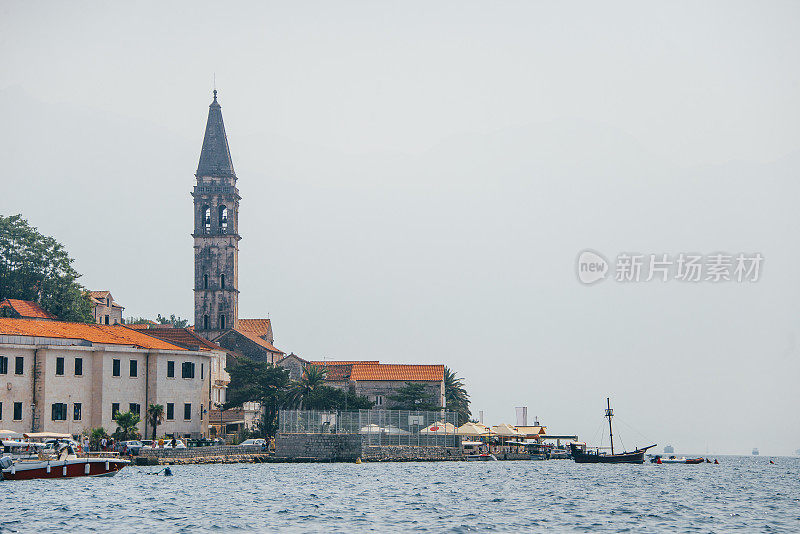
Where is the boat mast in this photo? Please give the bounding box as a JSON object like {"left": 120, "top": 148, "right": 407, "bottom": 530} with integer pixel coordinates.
{"left": 606, "top": 397, "right": 614, "bottom": 455}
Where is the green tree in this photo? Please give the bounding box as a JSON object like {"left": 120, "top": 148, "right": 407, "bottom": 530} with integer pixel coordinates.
{"left": 224, "top": 357, "right": 290, "bottom": 438}
{"left": 156, "top": 314, "right": 189, "bottom": 328}
{"left": 88, "top": 427, "right": 109, "bottom": 451}
{"left": 113, "top": 411, "right": 141, "bottom": 441}
{"left": 146, "top": 403, "right": 165, "bottom": 441}
{"left": 305, "top": 385, "right": 374, "bottom": 410}
{"left": 444, "top": 366, "right": 471, "bottom": 425}
{"left": 388, "top": 383, "right": 440, "bottom": 411}
{"left": 288, "top": 364, "right": 327, "bottom": 408}
{"left": 0, "top": 214, "right": 93, "bottom": 322}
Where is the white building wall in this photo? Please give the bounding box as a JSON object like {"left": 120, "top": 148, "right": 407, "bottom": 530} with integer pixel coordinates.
{"left": 0, "top": 342, "right": 210, "bottom": 438}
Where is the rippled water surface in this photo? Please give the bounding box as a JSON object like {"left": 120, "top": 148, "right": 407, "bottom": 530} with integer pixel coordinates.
{"left": 2, "top": 456, "right": 799, "bottom": 532}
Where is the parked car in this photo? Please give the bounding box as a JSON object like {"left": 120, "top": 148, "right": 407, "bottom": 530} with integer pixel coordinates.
{"left": 117, "top": 440, "right": 144, "bottom": 455}
{"left": 162, "top": 439, "right": 187, "bottom": 449}
{"left": 240, "top": 438, "right": 266, "bottom": 449}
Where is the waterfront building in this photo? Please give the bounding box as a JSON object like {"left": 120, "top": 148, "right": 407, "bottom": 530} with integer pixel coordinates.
{"left": 88, "top": 291, "right": 124, "bottom": 325}
{"left": 276, "top": 358, "right": 446, "bottom": 409}
{"left": 0, "top": 318, "right": 210, "bottom": 438}
{"left": 0, "top": 299, "right": 56, "bottom": 320}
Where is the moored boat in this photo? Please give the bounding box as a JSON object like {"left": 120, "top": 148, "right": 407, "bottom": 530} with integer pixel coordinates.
{"left": 571, "top": 398, "right": 655, "bottom": 464}
{"left": 650, "top": 455, "right": 705, "bottom": 464}
{"left": 1, "top": 444, "right": 129, "bottom": 480}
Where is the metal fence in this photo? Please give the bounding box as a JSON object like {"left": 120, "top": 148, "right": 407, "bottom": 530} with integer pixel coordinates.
{"left": 279, "top": 409, "right": 460, "bottom": 447}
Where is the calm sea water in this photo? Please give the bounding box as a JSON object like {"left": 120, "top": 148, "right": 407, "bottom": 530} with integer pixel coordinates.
{"left": 2, "top": 456, "right": 798, "bottom": 532}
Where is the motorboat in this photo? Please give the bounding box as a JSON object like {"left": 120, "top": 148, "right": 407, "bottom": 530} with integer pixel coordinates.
{"left": 462, "top": 441, "right": 498, "bottom": 461}
{"left": 1, "top": 444, "right": 129, "bottom": 480}
{"left": 650, "top": 455, "right": 705, "bottom": 464}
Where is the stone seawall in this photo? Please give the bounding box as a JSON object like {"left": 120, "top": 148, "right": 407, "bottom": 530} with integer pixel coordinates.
{"left": 275, "top": 433, "right": 362, "bottom": 461}
{"left": 139, "top": 445, "right": 264, "bottom": 459}
{"left": 362, "top": 445, "right": 462, "bottom": 462}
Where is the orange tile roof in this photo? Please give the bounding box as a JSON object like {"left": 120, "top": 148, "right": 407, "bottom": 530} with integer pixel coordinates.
{"left": 0, "top": 318, "right": 187, "bottom": 350}
{"left": 309, "top": 361, "right": 380, "bottom": 366}
{"left": 350, "top": 364, "right": 444, "bottom": 382}
{"left": 0, "top": 299, "right": 56, "bottom": 319}
{"left": 137, "top": 327, "right": 221, "bottom": 351}
{"left": 309, "top": 363, "right": 353, "bottom": 381}
{"left": 234, "top": 329, "right": 284, "bottom": 354}
{"left": 237, "top": 319, "right": 271, "bottom": 337}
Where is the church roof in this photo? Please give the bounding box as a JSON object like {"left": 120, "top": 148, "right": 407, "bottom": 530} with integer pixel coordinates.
{"left": 237, "top": 319, "right": 271, "bottom": 338}
{"left": 196, "top": 90, "right": 236, "bottom": 178}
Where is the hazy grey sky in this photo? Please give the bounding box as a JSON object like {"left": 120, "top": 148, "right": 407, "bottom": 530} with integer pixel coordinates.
{"left": 2, "top": 1, "right": 799, "bottom": 455}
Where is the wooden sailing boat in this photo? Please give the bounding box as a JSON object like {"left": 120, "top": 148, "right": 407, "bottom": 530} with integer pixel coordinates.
{"left": 570, "top": 398, "right": 655, "bottom": 464}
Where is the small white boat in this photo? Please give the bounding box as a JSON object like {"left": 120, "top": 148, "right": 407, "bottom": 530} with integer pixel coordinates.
{"left": 463, "top": 441, "right": 498, "bottom": 461}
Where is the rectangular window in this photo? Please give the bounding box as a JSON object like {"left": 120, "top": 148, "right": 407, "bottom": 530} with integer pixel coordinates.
{"left": 184, "top": 403, "right": 192, "bottom": 420}
{"left": 182, "top": 362, "right": 195, "bottom": 379}
{"left": 74, "top": 357, "right": 83, "bottom": 376}
{"left": 129, "top": 359, "right": 138, "bottom": 377}
{"left": 13, "top": 402, "right": 22, "bottom": 420}
{"left": 104, "top": 315, "right": 109, "bottom": 325}
{"left": 0, "top": 356, "right": 7, "bottom": 374}
{"left": 375, "top": 395, "right": 384, "bottom": 407}
{"left": 74, "top": 403, "right": 82, "bottom": 421}
{"left": 112, "top": 403, "right": 120, "bottom": 418}
{"left": 15, "top": 356, "right": 24, "bottom": 375}
{"left": 167, "top": 360, "right": 175, "bottom": 378}
{"left": 55, "top": 357, "right": 65, "bottom": 376}
{"left": 112, "top": 359, "right": 121, "bottom": 377}
{"left": 200, "top": 404, "right": 203, "bottom": 420}
{"left": 0, "top": 402, "right": 3, "bottom": 420}
{"left": 166, "top": 403, "right": 174, "bottom": 420}
{"left": 201, "top": 363, "right": 204, "bottom": 380}
{"left": 51, "top": 403, "right": 67, "bottom": 421}
{"left": 129, "top": 403, "right": 140, "bottom": 416}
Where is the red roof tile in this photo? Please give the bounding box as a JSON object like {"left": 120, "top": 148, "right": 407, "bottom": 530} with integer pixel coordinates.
{"left": 0, "top": 318, "right": 186, "bottom": 350}
{"left": 0, "top": 299, "right": 56, "bottom": 319}
{"left": 137, "top": 327, "right": 221, "bottom": 351}
{"left": 350, "top": 364, "right": 444, "bottom": 382}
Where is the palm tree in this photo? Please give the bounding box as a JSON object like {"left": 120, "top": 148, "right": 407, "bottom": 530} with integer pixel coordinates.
{"left": 289, "top": 364, "right": 327, "bottom": 409}
{"left": 444, "top": 366, "right": 471, "bottom": 425}
{"left": 147, "top": 403, "right": 165, "bottom": 441}
{"left": 113, "top": 411, "right": 141, "bottom": 441}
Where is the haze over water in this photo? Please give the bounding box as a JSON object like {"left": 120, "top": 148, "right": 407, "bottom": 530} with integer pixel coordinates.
{"left": 2, "top": 458, "right": 799, "bottom": 532}
{"left": 1, "top": 2, "right": 800, "bottom": 454}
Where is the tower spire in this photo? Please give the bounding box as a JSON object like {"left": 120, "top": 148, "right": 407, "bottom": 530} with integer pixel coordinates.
{"left": 196, "top": 90, "right": 235, "bottom": 178}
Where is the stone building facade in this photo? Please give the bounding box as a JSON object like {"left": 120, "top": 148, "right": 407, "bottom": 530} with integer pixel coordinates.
{"left": 0, "top": 318, "right": 211, "bottom": 438}
{"left": 88, "top": 291, "right": 124, "bottom": 325}
{"left": 193, "top": 90, "right": 240, "bottom": 341}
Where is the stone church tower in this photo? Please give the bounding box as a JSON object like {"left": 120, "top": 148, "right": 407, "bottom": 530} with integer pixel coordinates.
{"left": 192, "top": 90, "right": 240, "bottom": 340}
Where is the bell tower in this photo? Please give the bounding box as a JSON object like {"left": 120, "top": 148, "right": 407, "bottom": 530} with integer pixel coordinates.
{"left": 192, "top": 90, "right": 240, "bottom": 340}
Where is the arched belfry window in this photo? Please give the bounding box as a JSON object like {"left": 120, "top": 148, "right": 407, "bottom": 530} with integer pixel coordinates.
{"left": 203, "top": 315, "right": 209, "bottom": 330}
{"left": 203, "top": 273, "right": 208, "bottom": 290}
{"left": 221, "top": 274, "right": 226, "bottom": 290}
{"left": 219, "top": 315, "right": 226, "bottom": 330}
{"left": 202, "top": 206, "right": 211, "bottom": 234}
{"left": 218, "top": 205, "right": 228, "bottom": 233}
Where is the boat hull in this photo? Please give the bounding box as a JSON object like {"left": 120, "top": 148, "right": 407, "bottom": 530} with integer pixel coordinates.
{"left": 2, "top": 458, "right": 129, "bottom": 480}
{"left": 570, "top": 443, "right": 649, "bottom": 464}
